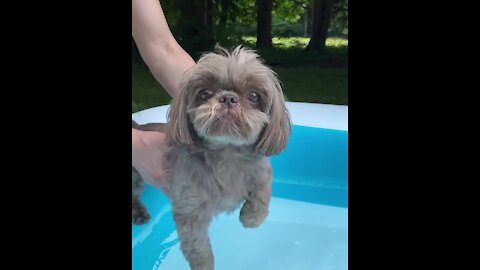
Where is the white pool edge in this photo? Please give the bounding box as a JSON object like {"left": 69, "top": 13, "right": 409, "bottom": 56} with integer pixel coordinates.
{"left": 132, "top": 102, "right": 348, "bottom": 131}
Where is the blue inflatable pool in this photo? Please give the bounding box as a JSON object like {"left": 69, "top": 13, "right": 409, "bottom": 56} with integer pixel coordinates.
{"left": 132, "top": 102, "right": 348, "bottom": 270}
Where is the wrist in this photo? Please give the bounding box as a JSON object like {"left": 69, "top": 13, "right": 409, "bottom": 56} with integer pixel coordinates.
{"left": 132, "top": 128, "right": 144, "bottom": 163}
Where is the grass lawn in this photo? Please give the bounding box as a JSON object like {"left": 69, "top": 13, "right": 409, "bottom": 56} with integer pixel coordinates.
{"left": 132, "top": 37, "right": 348, "bottom": 113}
{"left": 242, "top": 36, "right": 348, "bottom": 49}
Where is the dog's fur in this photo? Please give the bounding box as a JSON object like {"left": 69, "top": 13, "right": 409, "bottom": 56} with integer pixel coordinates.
{"left": 132, "top": 46, "right": 291, "bottom": 270}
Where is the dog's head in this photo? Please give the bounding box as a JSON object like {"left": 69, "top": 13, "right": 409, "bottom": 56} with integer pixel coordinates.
{"left": 166, "top": 45, "right": 291, "bottom": 156}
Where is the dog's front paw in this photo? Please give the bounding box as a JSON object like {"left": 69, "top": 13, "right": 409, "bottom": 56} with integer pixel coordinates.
{"left": 132, "top": 202, "right": 150, "bottom": 225}
{"left": 133, "top": 210, "right": 150, "bottom": 225}
{"left": 239, "top": 203, "right": 268, "bottom": 228}
{"left": 189, "top": 260, "right": 214, "bottom": 270}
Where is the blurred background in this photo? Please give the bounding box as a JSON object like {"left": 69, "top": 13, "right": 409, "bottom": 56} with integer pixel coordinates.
{"left": 132, "top": 0, "right": 348, "bottom": 112}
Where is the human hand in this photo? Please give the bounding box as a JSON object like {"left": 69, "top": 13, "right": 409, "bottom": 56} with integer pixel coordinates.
{"left": 132, "top": 128, "right": 170, "bottom": 193}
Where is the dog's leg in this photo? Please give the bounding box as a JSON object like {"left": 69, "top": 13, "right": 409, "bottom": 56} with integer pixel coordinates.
{"left": 131, "top": 120, "right": 165, "bottom": 225}
{"left": 174, "top": 210, "right": 214, "bottom": 270}
{"left": 132, "top": 167, "right": 150, "bottom": 225}
{"left": 132, "top": 120, "right": 167, "bottom": 133}
{"left": 240, "top": 167, "right": 272, "bottom": 228}
{"left": 132, "top": 198, "right": 150, "bottom": 225}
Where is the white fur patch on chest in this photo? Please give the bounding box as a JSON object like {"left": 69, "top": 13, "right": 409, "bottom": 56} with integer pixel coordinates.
{"left": 205, "top": 135, "right": 251, "bottom": 146}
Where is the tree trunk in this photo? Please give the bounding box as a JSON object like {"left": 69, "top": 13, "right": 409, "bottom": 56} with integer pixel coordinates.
{"left": 178, "top": 0, "right": 214, "bottom": 53}
{"left": 304, "top": 13, "right": 308, "bottom": 37}
{"left": 306, "top": 0, "right": 333, "bottom": 52}
{"left": 256, "top": 0, "right": 272, "bottom": 49}
{"left": 219, "top": 0, "right": 230, "bottom": 25}
{"left": 305, "top": 4, "right": 313, "bottom": 37}
{"left": 205, "top": 0, "right": 214, "bottom": 49}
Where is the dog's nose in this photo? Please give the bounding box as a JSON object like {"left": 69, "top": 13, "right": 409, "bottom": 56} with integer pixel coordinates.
{"left": 218, "top": 93, "right": 238, "bottom": 107}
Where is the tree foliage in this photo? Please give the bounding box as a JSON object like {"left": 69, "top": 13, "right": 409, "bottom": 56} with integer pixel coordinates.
{"left": 132, "top": 0, "right": 348, "bottom": 56}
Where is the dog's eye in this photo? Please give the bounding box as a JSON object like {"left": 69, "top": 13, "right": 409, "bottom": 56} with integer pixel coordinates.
{"left": 198, "top": 89, "right": 213, "bottom": 101}
{"left": 247, "top": 92, "right": 260, "bottom": 103}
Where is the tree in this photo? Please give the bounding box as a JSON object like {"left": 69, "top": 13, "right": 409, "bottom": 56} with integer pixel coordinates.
{"left": 256, "top": 0, "right": 273, "bottom": 48}
{"left": 219, "top": 0, "right": 232, "bottom": 25}
{"left": 330, "top": 0, "right": 348, "bottom": 36}
{"left": 175, "top": 0, "right": 215, "bottom": 53}
{"left": 306, "top": 0, "right": 334, "bottom": 52}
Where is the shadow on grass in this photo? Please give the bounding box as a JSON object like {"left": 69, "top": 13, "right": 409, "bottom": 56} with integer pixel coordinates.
{"left": 234, "top": 37, "right": 347, "bottom": 68}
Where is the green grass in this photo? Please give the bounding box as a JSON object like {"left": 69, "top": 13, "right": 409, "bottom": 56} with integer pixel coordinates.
{"left": 276, "top": 67, "right": 347, "bottom": 105}
{"left": 132, "top": 63, "right": 347, "bottom": 111}
{"left": 132, "top": 61, "right": 172, "bottom": 112}
{"left": 132, "top": 37, "right": 348, "bottom": 112}
{"left": 242, "top": 36, "right": 348, "bottom": 49}
{"left": 240, "top": 36, "right": 348, "bottom": 68}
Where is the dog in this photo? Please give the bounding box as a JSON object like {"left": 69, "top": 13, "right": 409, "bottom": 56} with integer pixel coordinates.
{"left": 132, "top": 45, "right": 291, "bottom": 270}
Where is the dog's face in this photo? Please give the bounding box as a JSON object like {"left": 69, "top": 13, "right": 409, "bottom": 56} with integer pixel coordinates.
{"left": 167, "top": 46, "right": 291, "bottom": 156}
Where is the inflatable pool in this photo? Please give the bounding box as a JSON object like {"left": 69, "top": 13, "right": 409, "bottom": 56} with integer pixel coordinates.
{"left": 132, "top": 102, "right": 348, "bottom": 270}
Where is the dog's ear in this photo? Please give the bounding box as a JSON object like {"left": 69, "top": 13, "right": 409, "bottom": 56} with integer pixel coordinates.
{"left": 165, "top": 78, "right": 196, "bottom": 150}
{"left": 256, "top": 72, "right": 291, "bottom": 156}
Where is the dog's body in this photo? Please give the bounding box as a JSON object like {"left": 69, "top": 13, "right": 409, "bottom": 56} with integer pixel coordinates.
{"left": 132, "top": 46, "right": 290, "bottom": 270}
{"left": 132, "top": 121, "right": 271, "bottom": 269}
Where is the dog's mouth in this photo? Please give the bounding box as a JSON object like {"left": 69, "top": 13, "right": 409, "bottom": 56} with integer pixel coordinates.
{"left": 213, "top": 108, "right": 243, "bottom": 135}
{"left": 216, "top": 107, "right": 239, "bottom": 122}
{"left": 190, "top": 103, "right": 260, "bottom": 145}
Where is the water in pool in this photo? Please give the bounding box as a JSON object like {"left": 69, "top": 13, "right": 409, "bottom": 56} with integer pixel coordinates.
{"left": 132, "top": 126, "right": 348, "bottom": 270}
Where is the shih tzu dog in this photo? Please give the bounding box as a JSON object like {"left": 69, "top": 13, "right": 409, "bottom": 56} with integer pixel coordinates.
{"left": 132, "top": 45, "right": 291, "bottom": 270}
